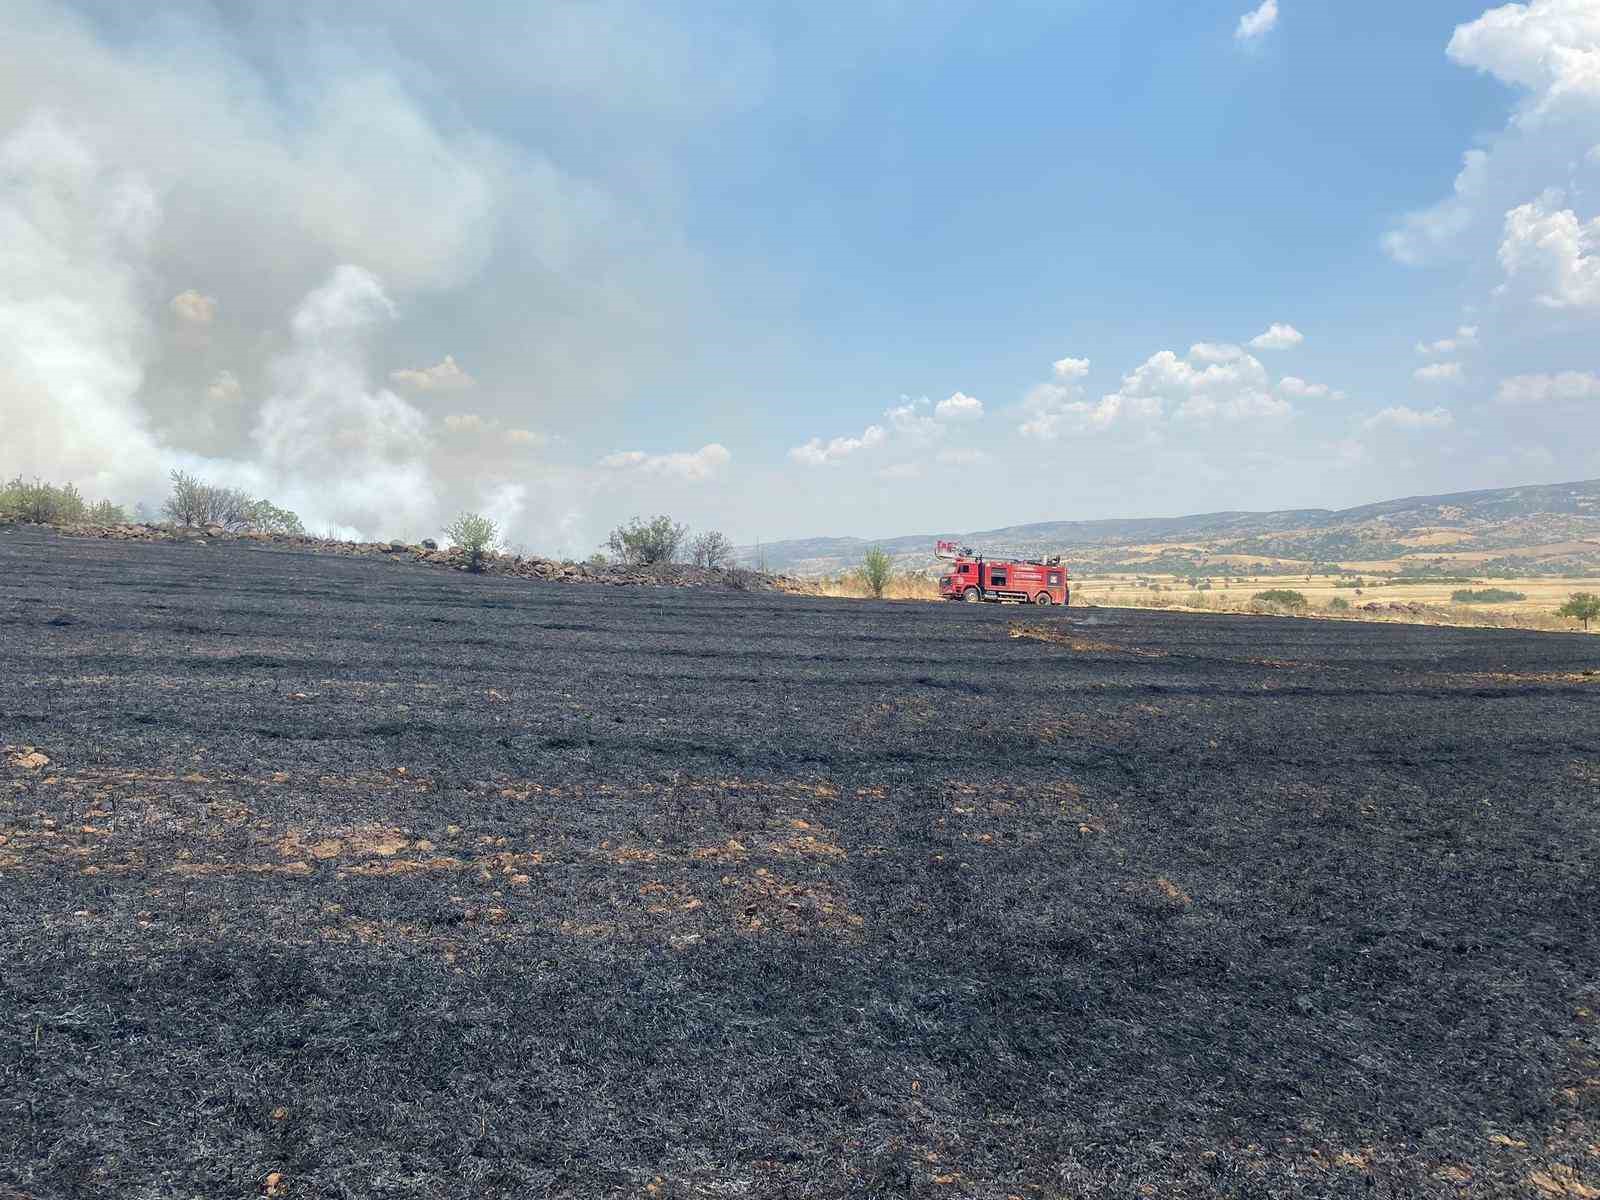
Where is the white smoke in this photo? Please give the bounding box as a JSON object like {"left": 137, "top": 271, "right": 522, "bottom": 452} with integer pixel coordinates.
{"left": 0, "top": 113, "right": 168, "bottom": 501}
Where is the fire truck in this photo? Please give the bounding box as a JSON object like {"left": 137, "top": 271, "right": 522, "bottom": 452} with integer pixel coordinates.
{"left": 936, "top": 540, "right": 1069, "bottom": 605}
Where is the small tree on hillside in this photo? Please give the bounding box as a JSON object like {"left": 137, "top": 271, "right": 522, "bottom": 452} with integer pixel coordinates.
{"left": 444, "top": 512, "right": 500, "bottom": 573}
{"left": 690, "top": 530, "right": 734, "bottom": 569}
{"left": 606, "top": 515, "right": 688, "bottom": 566}
{"left": 1558, "top": 592, "right": 1600, "bottom": 631}
{"left": 860, "top": 547, "right": 892, "bottom": 599}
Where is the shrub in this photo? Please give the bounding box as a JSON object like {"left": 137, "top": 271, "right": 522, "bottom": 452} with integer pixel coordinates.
{"left": 690, "top": 530, "right": 734, "bottom": 569}
{"left": 1327, "top": 596, "right": 1351, "bottom": 612}
{"left": 244, "top": 499, "right": 305, "bottom": 536}
{"left": 1451, "top": 588, "right": 1527, "bottom": 604}
{"left": 162, "top": 470, "right": 304, "bottom": 535}
{"left": 860, "top": 547, "right": 893, "bottom": 599}
{"left": 1252, "top": 589, "right": 1309, "bottom": 610}
{"left": 163, "top": 469, "right": 249, "bottom": 529}
{"left": 606, "top": 515, "right": 688, "bottom": 566}
{"left": 443, "top": 512, "right": 500, "bottom": 573}
{"left": 1557, "top": 593, "right": 1600, "bottom": 631}
{"left": 1, "top": 477, "right": 87, "bottom": 524}
{"left": 86, "top": 499, "right": 127, "bottom": 524}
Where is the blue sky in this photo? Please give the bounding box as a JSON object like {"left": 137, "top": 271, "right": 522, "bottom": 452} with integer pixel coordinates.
{"left": 3, "top": 0, "right": 1597, "bottom": 550}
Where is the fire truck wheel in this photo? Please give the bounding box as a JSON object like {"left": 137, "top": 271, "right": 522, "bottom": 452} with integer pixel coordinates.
{"left": 1034, "top": 593, "right": 1052, "bottom": 606}
{"left": 962, "top": 587, "right": 981, "bottom": 603}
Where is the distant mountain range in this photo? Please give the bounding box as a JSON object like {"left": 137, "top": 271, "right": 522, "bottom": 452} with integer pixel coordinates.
{"left": 738, "top": 478, "right": 1600, "bottom": 578}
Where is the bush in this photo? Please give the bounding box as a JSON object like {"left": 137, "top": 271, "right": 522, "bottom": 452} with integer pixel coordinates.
{"left": 606, "top": 515, "right": 688, "bottom": 566}
{"left": 1327, "top": 596, "right": 1351, "bottom": 612}
{"left": 1, "top": 477, "right": 88, "bottom": 524}
{"left": 245, "top": 499, "right": 305, "bottom": 536}
{"left": 162, "top": 470, "right": 304, "bottom": 535}
{"left": 86, "top": 499, "right": 127, "bottom": 524}
{"left": 1451, "top": 588, "right": 1527, "bottom": 604}
{"left": 1252, "top": 589, "right": 1309, "bottom": 610}
{"left": 860, "top": 547, "right": 893, "bottom": 599}
{"left": 690, "top": 530, "right": 734, "bottom": 569}
{"left": 1557, "top": 592, "right": 1600, "bottom": 631}
{"left": 443, "top": 512, "right": 500, "bottom": 573}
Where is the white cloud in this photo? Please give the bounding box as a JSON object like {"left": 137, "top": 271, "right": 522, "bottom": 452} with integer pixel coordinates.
{"left": 1385, "top": 2, "right": 1600, "bottom": 265}
{"left": 600, "top": 442, "right": 731, "bottom": 481}
{"left": 1415, "top": 325, "right": 1479, "bottom": 355}
{"left": 1020, "top": 342, "right": 1296, "bottom": 439}
{"left": 443, "top": 412, "right": 493, "bottom": 433}
{"left": 1052, "top": 356, "right": 1091, "bottom": 379}
{"left": 1382, "top": 150, "right": 1490, "bottom": 265}
{"left": 794, "top": 388, "right": 984, "bottom": 466}
{"left": 789, "top": 424, "right": 888, "bottom": 466}
{"left": 1498, "top": 195, "right": 1600, "bottom": 309}
{"left": 1447, "top": 0, "right": 1600, "bottom": 122}
{"left": 1414, "top": 362, "right": 1464, "bottom": 382}
{"left": 1235, "top": 0, "right": 1279, "bottom": 43}
{"left": 1361, "top": 405, "right": 1455, "bottom": 432}
{"left": 1496, "top": 370, "right": 1600, "bottom": 405}
{"left": 885, "top": 397, "right": 942, "bottom": 439}
{"left": 1278, "top": 375, "right": 1344, "bottom": 400}
{"left": 1249, "top": 322, "right": 1304, "bottom": 350}
{"left": 934, "top": 391, "right": 984, "bottom": 421}
{"left": 390, "top": 354, "right": 476, "bottom": 391}
{"left": 170, "top": 289, "right": 216, "bottom": 325}
{"left": 505, "top": 428, "right": 549, "bottom": 447}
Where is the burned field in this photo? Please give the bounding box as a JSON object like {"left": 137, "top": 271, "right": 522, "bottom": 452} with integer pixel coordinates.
{"left": 2, "top": 530, "right": 1599, "bottom": 1199}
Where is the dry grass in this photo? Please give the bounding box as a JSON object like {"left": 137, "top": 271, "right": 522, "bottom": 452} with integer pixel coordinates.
{"left": 796, "top": 566, "right": 1598, "bottom": 634}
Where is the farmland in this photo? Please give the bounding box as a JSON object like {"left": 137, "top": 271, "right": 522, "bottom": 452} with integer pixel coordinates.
{"left": 3, "top": 528, "right": 1600, "bottom": 1199}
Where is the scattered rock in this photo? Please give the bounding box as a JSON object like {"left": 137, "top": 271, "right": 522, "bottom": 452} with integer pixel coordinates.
{"left": 45, "top": 611, "right": 76, "bottom": 627}
{"left": 421, "top": 538, "right": 438, "bottom": 550}
{"left": 7, "top": 750, "right": 49, "bottom": 770}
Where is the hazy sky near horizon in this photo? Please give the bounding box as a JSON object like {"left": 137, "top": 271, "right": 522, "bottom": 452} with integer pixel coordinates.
{"left": 2, "top": 0, "right": 1598, "bottom": 552}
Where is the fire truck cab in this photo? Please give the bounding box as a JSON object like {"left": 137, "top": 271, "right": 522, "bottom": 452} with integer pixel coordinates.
{"left": 935, "top": 541, "right": 1069, "bottom": 606}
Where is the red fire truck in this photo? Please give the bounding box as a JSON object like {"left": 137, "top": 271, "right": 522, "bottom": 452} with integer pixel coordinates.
{"left": 936, "top": 541, "right": 1069, "bottom": 605}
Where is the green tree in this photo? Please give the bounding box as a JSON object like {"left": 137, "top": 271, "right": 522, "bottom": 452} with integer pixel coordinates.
{"left": 444, "top": 512, "right": 500, "bottom": 573}
{"left": 1557, "top": 592, "right": 1600, "bottom": 631}
{"left": 860, "top": 547, "right": 892, "bottom": 599}
{"left": 690, "top": 530, "right": 734, "bottom": 569}
{"left": 606, "top": 515, "right": 688, "bottom": 565}
{"left": 1252, "top": 589, "right": 1309, "bottom": 611}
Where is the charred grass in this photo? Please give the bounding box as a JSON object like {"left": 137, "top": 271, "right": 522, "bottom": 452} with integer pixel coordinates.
{"left": 3, "top": 529, "right": 1600, "bottom": 1198}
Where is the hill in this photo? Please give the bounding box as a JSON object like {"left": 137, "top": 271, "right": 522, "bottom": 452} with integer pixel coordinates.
{"left": 739, "top": 477, "right": 1600, "bottom": 578}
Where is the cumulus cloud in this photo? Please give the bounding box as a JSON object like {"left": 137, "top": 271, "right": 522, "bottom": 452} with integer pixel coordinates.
{"left": 1497, "top": 195, "right": 1600, "bottom": 308}
{"left": 1235, "top": 0, "right": 1279, "bottom": 43}
{"left": 935, "top": 391, "right": 984, "bottom": 421}
{"left": 1496, "top": 370, "right": 1600, "bottom": 405}
{"left": 443, "top": 413, "right": 493, "bottom": 433}
{"left": 505, "top": 428, "right": 549, "bottom": 447}
{"left": 1249, "top": 322, "right": 1304, "bottom": 350}
{"left": 793, "top": 388, "right": 987, "bottom": 466}
{"left": 1278, "top": 376, "right": 1344, "bottom": 400}
{"left": 170, "top": 289, "right": 216, "bottom": 325}
{"left": 790, "top": 425, "right": 887, "bottom": 466}
{"left": 599, "top": 442, "right": 731, "bottom": 481}
{"left": 1052, "top": 356, "right": 1091, "bottom": 379}
{"left": 1362, "top": 405, "right": 1455, "bottom": 432}
{"left": 390, "top": 354, "right": 476, "bottom": 391}
{"left": 1384, "top": 2, "right": 1600, "bottom": 266}
{"left": 1021, "top": 342, "right": 1295, "bottom": 439}
{"left": 1414, "top": 362, "right": 1464, "bottom": 382}
{"left": 1415, "top": 325, "right": 1479, "bottom": 355}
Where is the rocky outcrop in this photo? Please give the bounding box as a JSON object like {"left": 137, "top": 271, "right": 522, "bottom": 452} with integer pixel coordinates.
{"left": 9, "top": 521, "right": 794, "bottom": 593}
